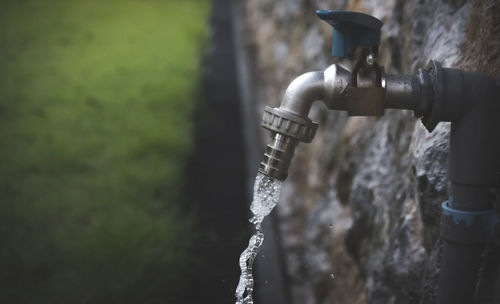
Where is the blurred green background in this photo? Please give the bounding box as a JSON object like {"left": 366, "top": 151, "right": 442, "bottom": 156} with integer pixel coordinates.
{"left": 0, "top": 0, "right": 209, "bottom": 303}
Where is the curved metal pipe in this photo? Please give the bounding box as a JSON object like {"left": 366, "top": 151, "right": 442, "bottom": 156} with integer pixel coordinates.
{"left": 259, "top": 71, "right": 327, "bottom": 181}
{"left": 279, "top": 63, "right": 353, "bottom": 116}
{"left": 280, "top": 71, "right": 326, "bottom": 116}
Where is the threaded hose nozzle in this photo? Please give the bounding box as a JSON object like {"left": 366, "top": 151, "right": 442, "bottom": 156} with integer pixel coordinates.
{"left": 259, "top": 133, "right": 297, "bottom": 181}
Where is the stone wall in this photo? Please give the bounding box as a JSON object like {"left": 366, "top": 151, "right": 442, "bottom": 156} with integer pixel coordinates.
{"left": 243, "top": 0, "right": 500, "bottom": 303}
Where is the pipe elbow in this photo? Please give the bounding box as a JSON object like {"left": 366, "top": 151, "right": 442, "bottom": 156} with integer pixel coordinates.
{"left": 280, "top": 71, "right": 325, "bottom": 116}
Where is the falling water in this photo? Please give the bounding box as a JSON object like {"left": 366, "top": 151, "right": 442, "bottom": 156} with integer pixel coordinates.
{"left": 235, "top": 173, "right": 283, "bottom": 304}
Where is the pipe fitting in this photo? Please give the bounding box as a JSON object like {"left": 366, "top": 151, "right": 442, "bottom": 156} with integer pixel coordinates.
{"left": 440, "top": 198, "right": 500, "bottom": 245}
{"left": 421, "top": 60, "right": 465, "bottom": 131}
{"left": 260, "top": 106, "right": 318, "bottom": 180}
{"left": 260, "top": 132, "right": 298, "bottom": 181}
{"left": 383, "top": 73, "right": 417, "bottom": 110}
{"left": 261, "top": 106, "right": 318, "bottom": 143}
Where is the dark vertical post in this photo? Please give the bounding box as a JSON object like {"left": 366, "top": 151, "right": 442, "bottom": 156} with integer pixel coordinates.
{"left": 186, "top": 0, "right": 248, "bottom": 302}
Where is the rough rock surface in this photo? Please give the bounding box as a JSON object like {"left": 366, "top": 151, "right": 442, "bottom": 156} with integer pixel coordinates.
{"left": 243, "top": 0, "right": 500, "bottom": 303}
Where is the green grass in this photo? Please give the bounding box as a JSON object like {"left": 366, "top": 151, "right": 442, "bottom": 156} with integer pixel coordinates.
{"left": 0, "top": 0, "right": 209, "bottom": 303}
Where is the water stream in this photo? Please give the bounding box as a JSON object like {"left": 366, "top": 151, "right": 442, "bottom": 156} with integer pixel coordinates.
{"left": 235, "top": 173, "right": 283, "bottom": 304}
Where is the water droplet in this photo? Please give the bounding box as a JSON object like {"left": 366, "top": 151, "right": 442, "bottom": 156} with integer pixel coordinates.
{"left": 329, "top": 224, "right": 333, "bottom": 229}
{"left": 261, "top": 254, "right": 265, "bottom": 258}
{"left": 265, "top": 280, "right": 269, "bottom": 284}
{"left": 330, "top": 273, "right": 335, "bottom": 279}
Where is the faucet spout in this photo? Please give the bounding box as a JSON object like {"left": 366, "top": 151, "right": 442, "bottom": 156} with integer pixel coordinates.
{"left": 280, "top": 71, "right": 325, "bottom": 116}
{"left": 259, "top": 71, "right": 328, "bottom": 181}
{"left": 259, "top": 64, "right": 353, "bottom": 180}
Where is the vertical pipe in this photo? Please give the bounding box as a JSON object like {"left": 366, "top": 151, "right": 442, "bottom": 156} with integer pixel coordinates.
{"left": 438, "top": 242, "right": 484, "bottom": 304}
{"left": 437, "top": 184, "right": 491, "bottom": 304}
{"left": 435, "top": 69, "right": 499, "bottom": 304}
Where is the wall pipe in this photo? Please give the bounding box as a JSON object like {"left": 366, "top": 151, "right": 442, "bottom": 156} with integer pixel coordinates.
{"left": 424, "top": 63, "right": 500, "bottom": 304}
{"left": 258, "top": 10, "right": 500, "bottom": 304}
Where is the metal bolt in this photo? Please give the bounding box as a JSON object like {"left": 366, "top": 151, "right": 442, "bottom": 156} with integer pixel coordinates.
{"left": 366, "top": 53, "right": 375, "bottom": 66}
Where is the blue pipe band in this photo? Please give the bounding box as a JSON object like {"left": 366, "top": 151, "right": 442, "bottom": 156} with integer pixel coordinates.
{"left": 442, "top": 198, "right": 500, "bottom": 239}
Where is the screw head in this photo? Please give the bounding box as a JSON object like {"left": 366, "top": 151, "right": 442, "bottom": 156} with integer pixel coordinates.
{"left": 366, "top": 53, "right": 375, "bottom": 66}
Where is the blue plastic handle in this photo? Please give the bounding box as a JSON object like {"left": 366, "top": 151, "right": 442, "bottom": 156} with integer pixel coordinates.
{"left": 316, "top": 10, "right": 383, "bottom": 58}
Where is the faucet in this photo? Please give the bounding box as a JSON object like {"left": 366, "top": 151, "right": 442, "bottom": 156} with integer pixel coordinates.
{"left": 258, "top": 10, "right": 500, "bottom": 304}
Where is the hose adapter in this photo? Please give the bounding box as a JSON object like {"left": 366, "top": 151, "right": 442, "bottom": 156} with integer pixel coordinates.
{"left": 261, "top": 106, "right": 318, "bottom": 143}
{"left": 259, "top": 106, "right": 318, "bottom": 181}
